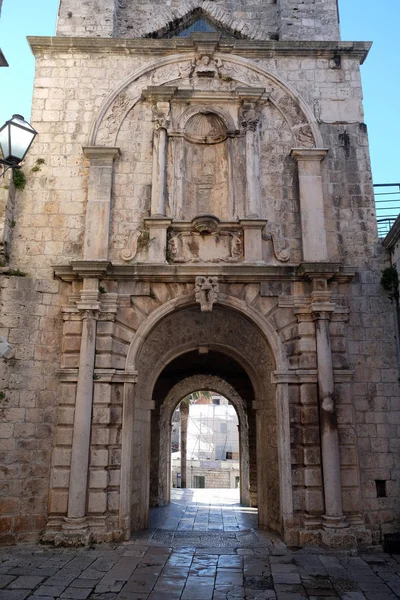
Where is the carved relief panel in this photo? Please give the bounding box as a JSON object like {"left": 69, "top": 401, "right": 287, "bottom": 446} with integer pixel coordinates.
{"left": 168, "top": 215, "right": 243, "bottom": 264}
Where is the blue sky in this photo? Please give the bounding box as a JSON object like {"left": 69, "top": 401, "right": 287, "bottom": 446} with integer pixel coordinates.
{"left": 0, "top": 0, "right": 398, "bottom": 185}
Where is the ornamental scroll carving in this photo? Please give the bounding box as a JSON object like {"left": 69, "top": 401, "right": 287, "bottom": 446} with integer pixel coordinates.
{"left": 195, "top": 276, "right": 219, "bottom": 312}
{"left": 121, "top": 229, "right": 149, "bottom": 261}
{"left": 262, "top": 225, "right": 291, "bottom": 262}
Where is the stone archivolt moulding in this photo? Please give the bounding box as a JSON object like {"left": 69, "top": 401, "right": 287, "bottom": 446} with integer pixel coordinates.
{"left": 87, "top": 52, "right": 323, "bottom": 148}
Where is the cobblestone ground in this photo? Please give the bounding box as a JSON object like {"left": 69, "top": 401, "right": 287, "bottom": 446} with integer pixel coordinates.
{"left": 1, "top": 490, "right": 399, "bottom": 600}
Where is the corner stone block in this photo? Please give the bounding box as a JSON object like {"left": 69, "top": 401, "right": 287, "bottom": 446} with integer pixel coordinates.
{"left": 53, "top": 448, "right": 72, "bottom": 467}
{"left": 51, "top": 468, "right": 71, "bottom": 488}
{"left": 93, "top": 383, "right": 112, "bottom": 404}
{"left": 93, "top": 406, "right": 111, "bottom": 424}
{"left": 89, "top": 469, "right": 108, "bottom": 489}
{"left": 88, "top": 491, "right": 107, "bottom": 514}
{"left": 90, "top": 448, "right": 109, "bottom": 467}
{"left": 49, "top": 490, "right": 68, "bottom": 514}
{"left": 304, "top": 489, "right": 324, "bottom": 513}
{"left": 90, "top": 427, "right": 110, "bottom": 445}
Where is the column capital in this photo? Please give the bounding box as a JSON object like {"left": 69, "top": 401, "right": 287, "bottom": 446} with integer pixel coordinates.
{"left": 83, "top": 146, "right": 120, "bottom": 160}
{"left": 311, "top": 302, "right": 336, "bottom": 320}
{"left": 240, "top": 98, "right": 263, "bottom": 133}
{"left": 77, "top": 308, "right": 100, "bottom": 321}
{"left": 290, "top": 148, "right": 329, "bottom": 162}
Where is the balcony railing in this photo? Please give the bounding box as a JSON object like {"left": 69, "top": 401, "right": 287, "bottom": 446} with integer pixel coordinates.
{"left": 374, "top": 183, "right": 400, "bottom": 238}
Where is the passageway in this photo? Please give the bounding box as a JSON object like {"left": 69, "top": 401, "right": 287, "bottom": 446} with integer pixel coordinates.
{"left": 149, "top": 488, "right": 258, "bottom": 532}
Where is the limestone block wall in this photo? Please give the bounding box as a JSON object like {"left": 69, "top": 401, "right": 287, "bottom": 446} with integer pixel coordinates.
{"left": 57, "top": 0, "right": 118, "bottom": 37}
{"left": 346, "top": 259, "right": 400, "bottom": 539}
{"left": 56, "top": 0, "right": 339, "bottom": 41}
{"left": 0, "top": 274, "right": 64, "bottom": 544}
{"left": 11, "top": 44, "right": 372, "bottom": 277}
{"left": 116, "top": 0, "right": 278, "bottom": 40}
{"left": 277, "top": 0, "right": 340, "bottom": 41}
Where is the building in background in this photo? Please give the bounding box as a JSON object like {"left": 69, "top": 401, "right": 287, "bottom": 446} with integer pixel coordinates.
{"left": 171, "top": 396, "right": 240, "bottom": 489}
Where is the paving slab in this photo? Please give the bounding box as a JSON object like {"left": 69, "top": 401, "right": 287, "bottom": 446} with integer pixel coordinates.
{"left": 0, "top": 490, "right": 400, "bottom": 599}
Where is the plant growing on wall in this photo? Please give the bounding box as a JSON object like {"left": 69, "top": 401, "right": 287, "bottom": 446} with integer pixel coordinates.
{"left": 381, "top": 265, "right": 399, "bottom": 300}
{"left": 12, "top": 169, "right": 26, "bottom": 190}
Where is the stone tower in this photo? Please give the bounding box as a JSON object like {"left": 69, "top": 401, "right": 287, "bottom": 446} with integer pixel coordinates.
{"left": 0, "top": 0, "right": 398, "bottom": 547}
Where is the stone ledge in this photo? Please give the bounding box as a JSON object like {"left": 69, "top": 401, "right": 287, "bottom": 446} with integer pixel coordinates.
{"left": 28, "top": 36, "right": 371, "bottom": 63}
{"left": 55, "top": 261, "right": 355, "bottom": 283}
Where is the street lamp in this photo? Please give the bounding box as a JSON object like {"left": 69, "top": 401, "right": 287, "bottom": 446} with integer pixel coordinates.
{"left": 0, "top": 115, "right": 38, "bottom": 176}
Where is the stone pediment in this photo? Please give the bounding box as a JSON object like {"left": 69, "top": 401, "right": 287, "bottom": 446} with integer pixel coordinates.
{"left": 138, "top": 1, "right": 269, "bottom": 41}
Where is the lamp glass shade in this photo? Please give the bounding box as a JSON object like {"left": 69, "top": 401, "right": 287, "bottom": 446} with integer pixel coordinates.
{"left": 0, "top": 115, "right": 37, "bottom": 167}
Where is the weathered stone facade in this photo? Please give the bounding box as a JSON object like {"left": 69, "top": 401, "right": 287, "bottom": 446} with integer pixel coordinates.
{"left": 0, "top": 0, "right": 399, "bottom": 548}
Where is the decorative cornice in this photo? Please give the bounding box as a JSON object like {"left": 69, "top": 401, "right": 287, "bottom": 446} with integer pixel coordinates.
{"left": 58, "top": 368, "right": 138, "bottom": 383}
{"left": 83, "top": 146, "right": 120, "bottom": 160}
{"left": 28, "top": 37, "right": 372, "bottom": 63}
{"left": 71, "top": 260, "right": 112, "bottom": 279}
{"left": 55, "top": 263, "right": 297, "bottom": 283}
{"left": 297, "top": 262, "right": 351, "bottom": 282}
{"left": 271, "top": 369, "right": 354, "bottom": 385}
{"left": 291, "top": 148, "right": 329, "bottom": 162}
{"left": 54, "top": 261, "right": 356, "bottom": 284}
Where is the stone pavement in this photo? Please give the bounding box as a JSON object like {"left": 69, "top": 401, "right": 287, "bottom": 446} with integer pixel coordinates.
{"left": 0, "top": 489, "right": 400, "bottom": 600}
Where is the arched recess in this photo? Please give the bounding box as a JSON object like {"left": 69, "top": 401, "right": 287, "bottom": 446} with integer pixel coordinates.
{"left": 155, "top": 375, "right": 250, "bottom": 509}
{"left": 89, "top": 53, "right": 323, "bottom": 149}
{"left": 119, "top": 295, "right": 293, "bottom": 542}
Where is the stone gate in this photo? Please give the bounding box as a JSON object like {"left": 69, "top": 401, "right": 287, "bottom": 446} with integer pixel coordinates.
{"left": 0, "top": 0, "right": 399, "bottom": 548}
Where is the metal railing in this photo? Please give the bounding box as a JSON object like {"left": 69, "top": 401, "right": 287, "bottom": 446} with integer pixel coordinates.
{"left": 374, "top": 183, "right": 400, "bottom": 238}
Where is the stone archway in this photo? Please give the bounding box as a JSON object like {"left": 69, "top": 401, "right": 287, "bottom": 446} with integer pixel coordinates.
{"left": 120, "top": 298, "right": 293, "bottom": 541}
{"left": 155, "top": 375, "right": 250, "bottom": 509}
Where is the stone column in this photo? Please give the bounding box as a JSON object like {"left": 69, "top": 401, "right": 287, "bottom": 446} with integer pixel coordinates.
{"left": 312, "top": 300, "right": 347, "bottom": 528}
{"left": 82, "top": 147, "right": 120, "bottom": 261}
{"left": 255, "top": 404, "right": 269, "bottom": 528}
{"left": 151, "top": 102, "right": 170, "bottom": 217}
{"left": 120, "top": 380, "right": 136, "bottom": 540}
{"left": 291, "top": 149, "right": 329, "bottom": 262}
{"left": 241, "top": 102, "right": 261, "bottom": 217}
{"left": 63, "top": 279, "right": 100, "bottom": 540}
{"left": 275, "top": 382, "right": 294, "bottom": 531}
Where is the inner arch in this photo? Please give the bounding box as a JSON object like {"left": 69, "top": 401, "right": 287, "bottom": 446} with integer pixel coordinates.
{"left": 151, "top": 363, "right": 254, "bottom": 509}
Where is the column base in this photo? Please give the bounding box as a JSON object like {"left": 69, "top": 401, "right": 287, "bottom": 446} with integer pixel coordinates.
{"left": 323, "top": 514, "right": 349, "bottom": 529}
{"left": 321, "top": 528, "right": 357, "bottom": 549}
{"left": 303, "top": 513, "right": 323, "bottom": 530}
{"left": 53, "top": 517, "right": 93, "bottom": 547}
